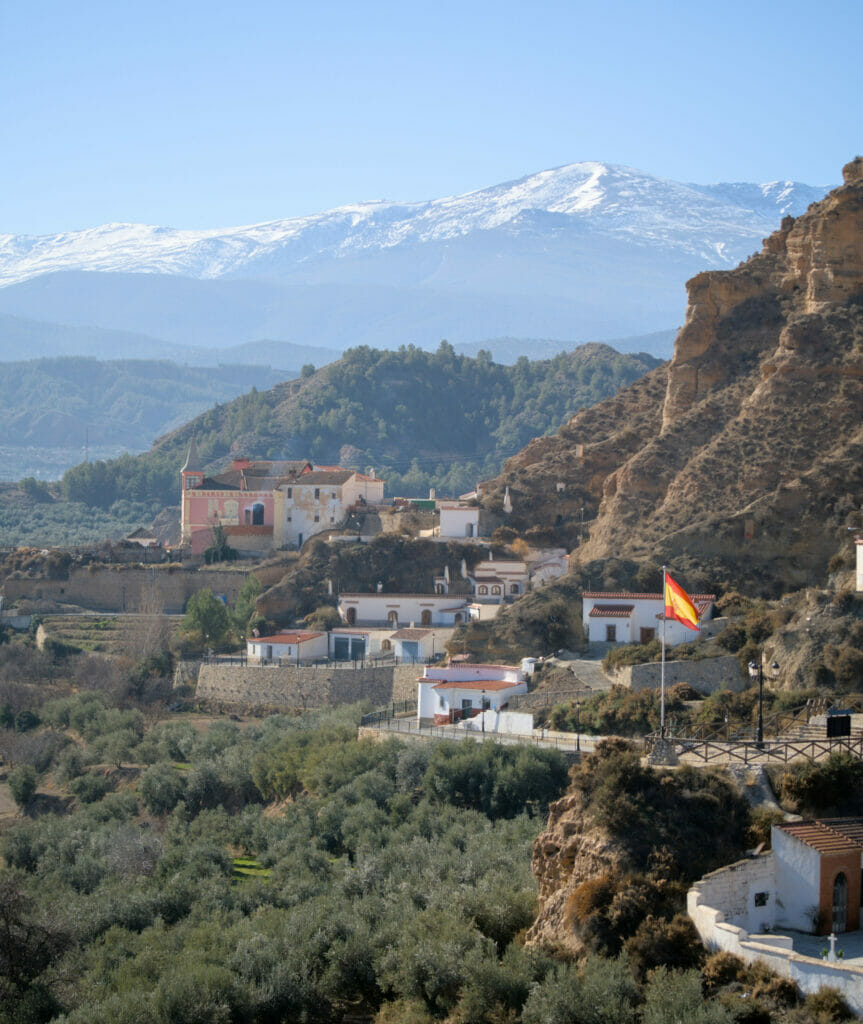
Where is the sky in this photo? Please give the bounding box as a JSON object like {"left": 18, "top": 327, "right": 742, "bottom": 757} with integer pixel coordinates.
{"left": 1, "top": 0, "right": 861, "bottom": 236}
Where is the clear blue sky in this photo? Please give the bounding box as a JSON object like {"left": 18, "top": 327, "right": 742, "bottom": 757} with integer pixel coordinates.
{"left": 1, "top": 0, "right": 860, "bottom": 235}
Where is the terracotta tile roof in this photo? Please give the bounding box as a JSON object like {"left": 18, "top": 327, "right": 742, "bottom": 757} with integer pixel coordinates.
{"left": 391, "top": 628, "right": 434, "bottom": 640}
{"left": 432, "top": 679, "right": 521, "bottom": 691}
{"left": 776, "top": 818, "right": 863, "bottom": 854}
{"left": 588, "top": 603, "right": 635, "bottom": 617}
{"left": 294, "top": 470, "right": 370, "bottom": 485}
{"left": 250, "top": 631, "right": 324, "bottom": 644}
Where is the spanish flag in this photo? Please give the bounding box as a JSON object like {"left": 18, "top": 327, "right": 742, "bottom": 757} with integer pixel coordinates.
{"left": 664, "top": 572, "right": 700, "bottom": 631}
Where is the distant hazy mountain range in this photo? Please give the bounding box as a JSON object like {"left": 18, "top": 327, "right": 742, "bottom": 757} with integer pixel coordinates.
{"left": 0, "top": 163, "right": 829, "bottom": 361}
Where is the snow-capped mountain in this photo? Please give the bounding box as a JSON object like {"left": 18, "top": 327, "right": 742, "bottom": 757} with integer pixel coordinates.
{"left": 0, "top": 163, "right": 830, "bottom": 357}
{"left": 0, "top": 163, "right": 826, "bottom": 287}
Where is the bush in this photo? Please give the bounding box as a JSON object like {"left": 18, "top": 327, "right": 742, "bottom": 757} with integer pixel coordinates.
{"left": 139, "top": 763, "right": 187, "bottom": 815}
{"left": 801, "top": 986, "right": 855, "bottom": 1021}
{"left": 70, "top": 773, "right": 114, "bottom": 804}
{"left": 623, "top": 913, "right": 705, "bottom": 981}
{"left": 8, "top": 764, "right": 38, "bottom": 808}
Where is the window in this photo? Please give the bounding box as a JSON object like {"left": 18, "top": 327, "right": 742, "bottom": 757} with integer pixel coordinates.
{"left": 251, "top": 502, "right": 264, "bottom": 525}
{"left": 286, "top": 487, "right": 292, "bottom": 498}
{"left": 606, "top": 624, "right": 617, "bottom": 642}
{"left": 461, "top": 699, "right": 472, "bottom": 712}
{"left": 491, "top": 585, "right": 501, "bottom": 595}
{"left": 388, "top": 610, "right": 398, "bottom": 627}
{"left": 511, "top": 584, "right": 519, "bottom": 594}
{"left": 479, "top": 585, "right": 488, "bottom": 595}
{"left": 331, "top": 491, "right": 336, "bottom": 499}
{"left": 421, "top": 609, "right": 432, "bottom": 625}
{"left": 754, "top": 892, "right": 769, "bottom": 907}
{"left": 314, "top": 488, "right": 320, "bottom": 500}
{"left": 314, "top": 513, "right": 320, "bottom": 523}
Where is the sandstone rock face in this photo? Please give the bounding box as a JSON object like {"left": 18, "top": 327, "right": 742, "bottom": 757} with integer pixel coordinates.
{"left": 525, "top": 792, "right": 627, "bottom": 954}
{"left": 483, "top": 160, "right": 863, "bottom": 593}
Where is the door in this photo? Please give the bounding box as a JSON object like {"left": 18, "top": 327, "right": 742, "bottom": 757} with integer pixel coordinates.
{"left": 640, "top": 628, "right": 655, "bottom": 644}
{"left": 350, "top": 638, "right": 366, "bottom": 660}
{"left": 333, "top": 637, "right": 350, "bottom": 661}
{"left": 833, "top": 872, "right": 848, "bottom": 933}
{"left": 402, "top": 641, "right": 419, "bottom": 662}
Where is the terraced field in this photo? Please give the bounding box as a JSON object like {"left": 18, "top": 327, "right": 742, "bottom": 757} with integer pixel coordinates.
{"left": 38, "top": 613, "right": 181, "bottom": 655}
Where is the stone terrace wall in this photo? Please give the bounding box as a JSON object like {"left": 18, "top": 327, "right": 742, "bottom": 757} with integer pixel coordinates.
{"left": 618, "top": 655, "right": 745, "bottom": 695}
{"left": 3, "top": 566, "right": 250, "bottom": 614}
{"left": 196, "top": 663, "right": 421, "bottom": 711}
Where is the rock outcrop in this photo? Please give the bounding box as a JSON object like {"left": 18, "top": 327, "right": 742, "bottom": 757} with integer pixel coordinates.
{"left": 482, "top": 159, "right": 863, "bottom": 593}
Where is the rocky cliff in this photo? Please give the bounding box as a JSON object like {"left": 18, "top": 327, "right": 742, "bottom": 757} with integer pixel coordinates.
{"left": 484, "top": 159, "right": 863, "bottom": 593}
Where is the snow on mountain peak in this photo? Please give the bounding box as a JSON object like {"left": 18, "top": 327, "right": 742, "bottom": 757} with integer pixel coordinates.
{"left": 0, "top": 163, "right": 830, "bottom": 288}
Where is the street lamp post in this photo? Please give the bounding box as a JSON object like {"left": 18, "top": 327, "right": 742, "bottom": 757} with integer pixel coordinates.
{"left": 749, "top": 655, "right": 780, "bottom": 748}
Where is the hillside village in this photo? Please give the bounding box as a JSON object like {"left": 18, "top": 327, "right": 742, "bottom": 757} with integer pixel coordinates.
{"left": 0, "top": 160, "right": 862, "bottom": 1023}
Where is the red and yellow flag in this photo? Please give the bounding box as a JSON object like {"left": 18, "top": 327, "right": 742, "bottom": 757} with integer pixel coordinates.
{"left": 664, "top": 572, "right": 700, "bottom": 631}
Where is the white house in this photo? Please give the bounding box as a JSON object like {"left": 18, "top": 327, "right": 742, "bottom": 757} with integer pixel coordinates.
{"left": 390, "top": 627, "right": 440, "bottom": 662}
{"left": 275, "top": 469, "right": 385, "bottom": 549}
{"left": 688, "top": 818, "right": 863, "bottom": 1014}
{"left": 246, "top": 631, "right": 328, "bottom": 664}
{"left": 438, "top": 503, "right": 481, "bottom": 539}
{"left": 470, "top": 558, "right": 529, "bottom": 602}
{"left": 582, "top": 590, "right": 715, "bottom": 647}
{"left": 338, "top": 592, "right": 471, "bottom": 628}
{"left": 417, "top": 663, "right": 527, "bottom": 725}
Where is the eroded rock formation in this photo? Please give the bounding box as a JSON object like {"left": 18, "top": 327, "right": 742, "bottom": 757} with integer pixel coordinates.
{"left": 483, "top": 159, "right": 863, "bottom": 592}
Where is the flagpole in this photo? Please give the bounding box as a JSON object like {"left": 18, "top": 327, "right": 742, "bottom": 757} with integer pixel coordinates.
{"left": 661, "top": 565, "right": 667, "bottom": 738}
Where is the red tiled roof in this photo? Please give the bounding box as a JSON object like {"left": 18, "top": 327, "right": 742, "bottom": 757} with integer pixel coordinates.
{"left": 776, "top": 818, "right": 863, "bottom": 854}
{"left": 250, "top": 631, "right": 324, "bottom": 644}
{"left": 588, "top": 604, "right": 634, "bottom": 617}
{"left": 432, "top": 679, "right": 520, "bottom": 692}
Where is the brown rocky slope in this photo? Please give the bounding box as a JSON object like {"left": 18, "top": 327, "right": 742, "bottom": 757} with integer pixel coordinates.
{"left": 483, "top": 158, "right": 863, "bottom": 594}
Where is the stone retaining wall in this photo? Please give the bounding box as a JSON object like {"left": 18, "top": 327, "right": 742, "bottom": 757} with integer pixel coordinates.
{"left": 196, "top": 663, "right": 420, "bottom": 711}
{"left": 619, "top": 654, "right": 745, "bottom": 695}
{"left": 2, "top": 566, "right": 250, "bottom": 614}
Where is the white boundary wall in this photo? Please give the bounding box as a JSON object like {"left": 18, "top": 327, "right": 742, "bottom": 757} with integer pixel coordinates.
{"left": 689, "top": 856, "right": 863, "bottom": 1014}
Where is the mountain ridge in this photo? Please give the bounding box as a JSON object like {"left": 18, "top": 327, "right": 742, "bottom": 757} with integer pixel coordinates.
{"left": 480, "top": 157, "right": 863, "bottom": 594}
{"left": 0, "top": 162, "right": 828, "bottom": 286}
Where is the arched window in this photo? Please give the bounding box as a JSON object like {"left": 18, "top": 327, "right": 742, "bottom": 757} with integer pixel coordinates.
{"left": 491, "top": 585, "right": 501, "bottom": 595}
{"left": 511, "top": 583, "right": 520, "bottom": 594}
{"left": 388, "top": 610, "right": 399, "bottom": 627}
{"left": 381, "top": 639, "right": 392, "bottom": 651}
{"left": 421, "top": 609, "right": 432, "bottom": 626}
{"left": 251, "top": 502, "right": 265, "bottom": 526}
{"left": 479, "top": 585, "right": 488, "bottom": 595}
{"left": 454, "top": 613, "right": 463, "bottom": 624}
{"left": 345, "top": 607, "right": 356, "bottom": 625}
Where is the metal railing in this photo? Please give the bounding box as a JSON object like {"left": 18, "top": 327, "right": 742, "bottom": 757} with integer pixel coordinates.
{"left": 360, "top": 712, "right": 601, "bottom": 753}
{"left": 646, "top": 734, "right": 863, "bottom": 765}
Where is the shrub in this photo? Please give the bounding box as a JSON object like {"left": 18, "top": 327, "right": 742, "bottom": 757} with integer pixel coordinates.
{"left": 802, "top": 986, "right": 855, "bottom": 1021}
{"left": 139, "top": 763, "right": 187, "bottom": 815}
{"left": 8, "top": 764, "right": 38, "bottom": 808}
{"left": 70, "top": 773, "right": 114, "bottom": 804}
{"left": 623, "top": 913, "right": 705, "bottom": 981}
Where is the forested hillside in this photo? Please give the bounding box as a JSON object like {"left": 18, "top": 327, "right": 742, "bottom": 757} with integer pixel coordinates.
{"left": 59, "top": 342, "right": 661, "bottom": 510}
{"left": 0, "top": 358, "right": 289, "bottom": 481}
